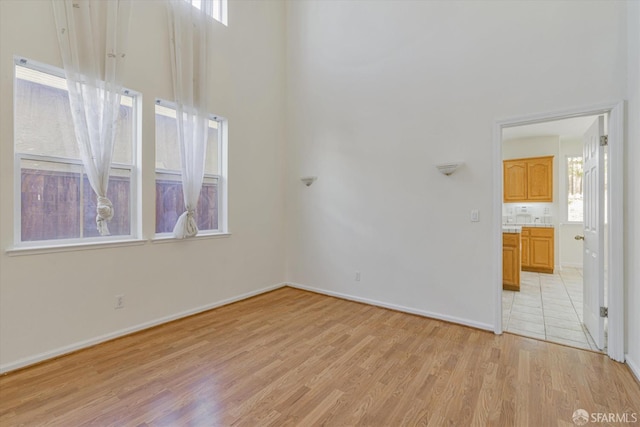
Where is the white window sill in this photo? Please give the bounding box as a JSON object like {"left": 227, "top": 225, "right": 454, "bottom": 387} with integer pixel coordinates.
{"left": 6, "top": 238, "right": 147, "bottom": 257}
{"left": 151, "top": 232, "right": 231, "bottom": 244}
{"left": 5, "top": 233, "right": 232, "bottom": 255}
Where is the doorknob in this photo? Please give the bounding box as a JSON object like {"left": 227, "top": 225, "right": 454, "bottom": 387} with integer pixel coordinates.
{"left": 575, "top": 235, "right": 585, "bottom": 240}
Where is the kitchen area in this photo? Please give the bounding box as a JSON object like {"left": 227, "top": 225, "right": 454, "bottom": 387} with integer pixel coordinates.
{"left": 500, "top": 123, "right": 600, "bottom": 351}
{"left": 502, "top": 155, "right": 555, "bottom": 291}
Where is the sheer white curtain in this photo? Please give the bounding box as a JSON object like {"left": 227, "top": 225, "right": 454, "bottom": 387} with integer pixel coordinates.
{"left": 52, "top": 0, "right": 132, "bottom": 236}
{"left": 166, "top": 0, "right": 210, "bottom": 239}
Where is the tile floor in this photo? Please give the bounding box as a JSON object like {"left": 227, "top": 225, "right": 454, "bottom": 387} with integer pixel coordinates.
{"left": 502, "top": 267, "right": 604, "bottom": 352}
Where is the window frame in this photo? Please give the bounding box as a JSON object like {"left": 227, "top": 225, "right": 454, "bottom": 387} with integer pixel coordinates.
{"left": 12, "top": 57, "right": 141, "bottom": 249}
{"left": 153, "top": 99, "right": 227, "bottom": 239}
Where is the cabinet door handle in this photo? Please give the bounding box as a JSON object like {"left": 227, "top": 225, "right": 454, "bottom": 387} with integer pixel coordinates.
{"left": 574, "top": 235, "right": 584, "bottom": 241}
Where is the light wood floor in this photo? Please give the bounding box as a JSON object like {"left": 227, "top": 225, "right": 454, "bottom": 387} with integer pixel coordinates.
{"left": 1, "top": 287, "right": 639, "bottom": 426}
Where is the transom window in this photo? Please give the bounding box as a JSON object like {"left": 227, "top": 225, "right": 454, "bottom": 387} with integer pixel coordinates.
{"left": 14, "top": 58, "right": 138, "bottom": 245}
{"left": 184, "top": 0, "right": 227, "bottom": 25}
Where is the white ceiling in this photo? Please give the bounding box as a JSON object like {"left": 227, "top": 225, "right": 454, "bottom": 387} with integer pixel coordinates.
{"left": 502, "top": 115, "right": 600, "bottom": 141}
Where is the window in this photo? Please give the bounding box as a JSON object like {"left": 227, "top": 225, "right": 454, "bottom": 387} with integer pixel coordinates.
{"left": 184, "top": 0, "right": 227, "bottom": 25}
{"left": 567, "top": 156, "right": 583, "bottom": 222}
{"left": 155, "top": 101, "right": 225, "bottom": 236}
{"left": 14, "top": 58, "right": 138, "bottom": 245}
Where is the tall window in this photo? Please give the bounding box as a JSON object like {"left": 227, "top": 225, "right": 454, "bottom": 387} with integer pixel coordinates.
{"left": 155, "top": 101, "right": 225, "bottom": 235}
{"left": 567, "top": 156, "right": 583, "bottom": 222}
{"left": 14, "top": 58, "right": 138, "bottom": 245}
{"left": 184, "top": 0, "right": 227, "bottom": 25}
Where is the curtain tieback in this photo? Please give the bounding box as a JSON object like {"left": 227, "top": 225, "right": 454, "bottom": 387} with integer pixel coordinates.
{"left": 96, "top": 196, "right": 114, "bottom": 236}
{"left": 185, "top": 209, "right": 198, "bottom": 236}
{"left": 173, "top": 209, "right": 199, "bottom": 239}
{"left": 177, "top": 208, "right": 199, "bottom": 239}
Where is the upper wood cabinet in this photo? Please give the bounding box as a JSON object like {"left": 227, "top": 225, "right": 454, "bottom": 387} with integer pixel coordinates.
{"left": 503, "top": 160, "right": 527, "bottom": 202}
{"left": 503, "top": 156, "right": 553, "bottom": 202}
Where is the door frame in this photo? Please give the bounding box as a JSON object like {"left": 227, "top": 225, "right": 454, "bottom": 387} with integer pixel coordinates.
{"left": 492, "top": 101, "right": 625, "bottom": 362}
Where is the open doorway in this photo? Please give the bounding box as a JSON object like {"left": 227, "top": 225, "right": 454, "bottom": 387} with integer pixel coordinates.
{"left": 500, "top": 114, "right": 603, "bottom": 352}
{"left": 493, "top": 102, "right": 625, "bottom": 362}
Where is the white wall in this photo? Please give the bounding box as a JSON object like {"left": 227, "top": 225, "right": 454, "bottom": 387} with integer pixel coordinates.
{"left": 0, "top": 0, "right": 286, "bottom": 371}
{"left": 285, "top": 1, "right": 628, "bottom": 330}
{"left": 626, "top": 0, "right": 640, "bottom": 380}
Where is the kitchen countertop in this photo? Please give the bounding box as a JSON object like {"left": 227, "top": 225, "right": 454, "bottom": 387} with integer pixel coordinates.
{"left": 503, "top": 223, "right": 554, "bottom": 228}
{"left": 502, "top": 226, "right": 522, "bottom": 233}
{"left": 502, "top": 223, "right": 555, "bottom": 233}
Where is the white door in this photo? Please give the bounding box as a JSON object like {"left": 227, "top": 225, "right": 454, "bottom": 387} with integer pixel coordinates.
{"left": 582, "top": 116, "right": 605, "bottom": 350}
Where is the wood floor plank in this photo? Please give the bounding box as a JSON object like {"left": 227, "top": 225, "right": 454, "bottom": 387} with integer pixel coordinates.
{"left": 1, "top": 287, "right": 639, "bottom": 426}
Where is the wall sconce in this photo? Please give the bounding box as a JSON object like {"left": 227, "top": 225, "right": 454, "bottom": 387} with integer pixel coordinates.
{"left": 436, "top": 161, "right": 464, "bottom": 176}
{"left": 300, "top": 176, "right": 317, "bottom": 186}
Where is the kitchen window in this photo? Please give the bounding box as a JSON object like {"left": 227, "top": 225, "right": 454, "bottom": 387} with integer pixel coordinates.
{"left": 567, "top": 156, "right": 583, "bottom": 223}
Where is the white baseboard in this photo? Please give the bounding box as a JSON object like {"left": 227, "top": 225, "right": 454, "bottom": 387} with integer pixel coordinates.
{"left": 0, "top": 283, "right": 287, "bottom": 374}
{"left": 287, "top": 282, "right": 493, "bottom": 332}
{"left": 626, "top": 353, "right": 640, "bottom": 383}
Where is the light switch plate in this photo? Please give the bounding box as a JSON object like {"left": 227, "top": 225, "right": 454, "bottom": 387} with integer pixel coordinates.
{"left": 470, "top": 209, "right": 479, "bottom": 222}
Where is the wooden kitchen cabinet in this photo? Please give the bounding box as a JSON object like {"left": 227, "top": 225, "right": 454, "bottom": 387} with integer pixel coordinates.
{"left": 520, "top": 228, "right": 530, "bottom": 267}
{"left": 503, "top": 156, "right": 553, "bottom": 202}
{"left": 521, "top": 227, "right": 554, "bottom": 274}
{"left": 503, "top": 160, "right": 527, "bottom": 202}
{"left": 503, "top": 233, "right": 521, "bottom": 291}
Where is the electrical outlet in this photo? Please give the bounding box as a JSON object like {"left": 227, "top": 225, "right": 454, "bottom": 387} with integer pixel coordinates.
{"left": 115, "top": 294, "right": 125, "bottom": 310}
{"left": 355, "top": 271, "right": 361, "bottom": 281}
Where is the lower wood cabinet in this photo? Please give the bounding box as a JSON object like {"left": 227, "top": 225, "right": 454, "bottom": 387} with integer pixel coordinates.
{"left": 503, "top": 233, "right": 521, "bottom": 291}
{"left": 521, "top": 231, "right": 530, "bottom": 267}
{"left": 521, "top": 227, "right": 554, "bottom": 274}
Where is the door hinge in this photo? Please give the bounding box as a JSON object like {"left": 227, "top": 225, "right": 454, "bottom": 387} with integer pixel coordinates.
{"left": 600, "top": 306, "right": 608, "bottom": 318}
{"left": 600, "top": 135, "right": 608, "bottom": 146}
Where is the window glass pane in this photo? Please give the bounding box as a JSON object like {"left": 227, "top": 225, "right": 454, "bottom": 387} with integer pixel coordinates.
{"left": 21, "top": 159, "right": 81, "bottom": 241}
{"left": 15, "top": 67, "right": 78, "bottom": 159}
{"left": 113, "top": 98, "right": 134, "bottom": 164}
{"left": 14, "top": 65, "right": 133, "bottom": 164}
{"left": 155, "top": 173, "right": 218, "bottom": 233}
{"left": 154, "top": 105, "right": 182, "bottom": 171}
{"left": 155, "top": 105, "right": 219, "bottom": 174}
{"left": 567, "top": 156, "right": 583, "bottom": 222}
{"left": 198, "top": 176, "right": 219, "bottom": 230}
{"left": 205, "top": 121, "right": 219, "bottom": 175}
{"left": 155, "top": 173, "right": 182, "bottom": 233}
{"left": 183, "top": 0, "right": 224, "bottom": 24}
{"left": 212, "top": 0, "right": 221, "bottom": 21}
